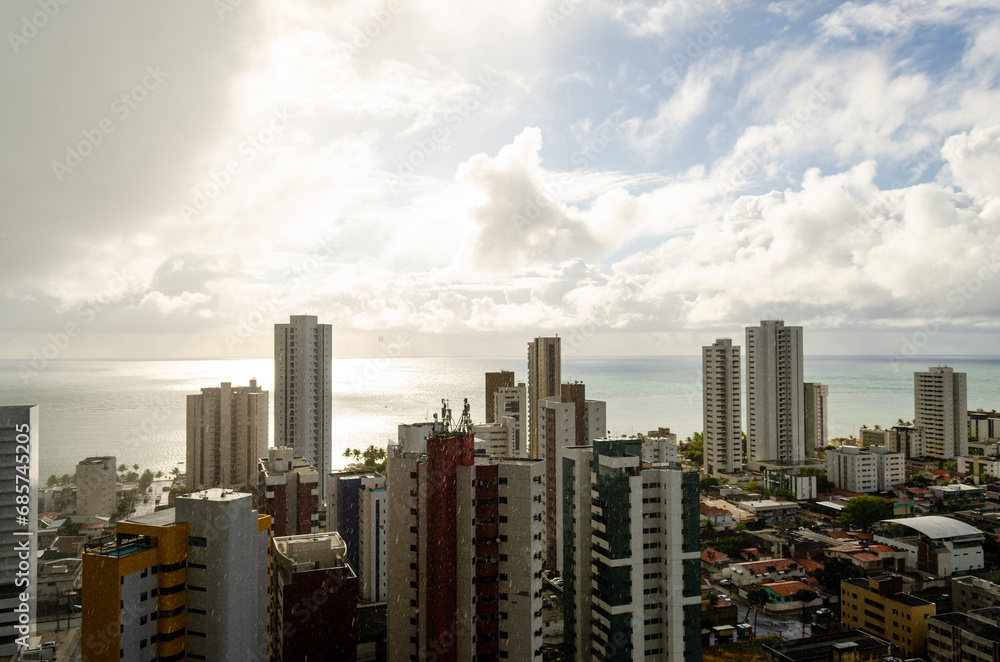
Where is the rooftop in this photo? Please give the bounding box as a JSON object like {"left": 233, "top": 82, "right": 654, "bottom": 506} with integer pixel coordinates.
{"left": 931, "top": 611, "right": 1000, "bottom": 642}
{"left": 764, "top": 629, "right": 890, "bottom": 662}
{"left": 880, "top": 515, "right": 983, "bottom": 539}
{"left": 763, "top": 580, "right": 813, "bottom": 598}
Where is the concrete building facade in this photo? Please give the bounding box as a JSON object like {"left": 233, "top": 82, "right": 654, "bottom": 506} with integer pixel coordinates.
{"left": 275, "top": 315, "right": 333, "bottom": 494}
{"left": 75, "top": 456, "right": 117, "bottom": 518}
{"left": 0, "top": 406, "right": 38, "bottom": 657}
{"left": 356, "top": 475, "right": 387, "bottom": 602}
{"left": 840, "top": 575, "right": 935, "bottom": 658}
{"left": 258, "top": 446, "right": 320, "bottom": 537}
{"left": 562, "top": 438, "right": 702, "bottom": 662}
{"left": 927, "top": 608, "right": 1000, "bottom": 662}
{"left": 702, "top": 338, "right": 743, "bottom": 475}
{"left": 826, "top": 445, "right": 905, "bottom": 493}
{"left": 528, "top": 336, "right": 561, "bottom": 459}
{"left": 746, "top": 321, "right": 805, "bottom": 465}
{"left": 186, "top": 380, "right": 268, "bottom": 491}
{"left": 803, "top": 382, "right": 828, "bottom": 457}
{"left": 914, "top": 366, "right": 968, "bottom": 459}
{"left": 82, "top": 490, "right": 271, "bottom": 662}
{"left": 889, "top": 425, "right": 925, "bottom": 457}
{"left": 951, "top": 575, "right": 1000, "bottom": 612}
{"left": 484, "top": 370, "right": 515, "bottom": 423}
{"left": 387, "top": 427, "right": 545, "bottom": 662}
{"left": 538, "top": 383, "right": 606, "bottom": 570}
{"left": 270, "top": 532, "right": 357, "bottom": 662}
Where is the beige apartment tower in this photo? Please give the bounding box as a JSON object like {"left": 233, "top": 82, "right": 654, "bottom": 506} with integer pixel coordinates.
{"left": 75, "top": 456, "right": 117, "bottom": 517}
{"left": 804, "top": 382, "right": 828, "bottom": 457}
{"left": 914, "top": 366, "right": 968, "bottom": 459}
{"left": 528, "top": 336, "right": 561, "bottom": 459}
{"left": 703, "top": 338, "right": 743, "bottom": 475}
{"left": 186, "top": 380, "right": 268, "bottom": 491}
{"left": 485, "top": 370, "right": 515, "bottom": 423}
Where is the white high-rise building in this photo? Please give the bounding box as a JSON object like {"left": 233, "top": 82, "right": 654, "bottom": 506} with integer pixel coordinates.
{"left": 562, "top": 439, "right": 702, "bottom": 661}
{"left": 804, "top": 382, "right": 829, "bottom": 457}
{"left": 0, "top": 406, "right": 38, "bottom": 657}
{"left": 826, "top": 445, "right": 905, "bottom": 493}
{"left": 528, "top": 336, "right": 561, "bottom": 459}
{"left": 746, "top": 320, "right": 805, "bottom": 465}
{"left": 176, "top": 489, "right": 270, "bottom": 661}
{"left": 538, "top": 383, "right": 606, "bottom": 570}
{"left": 275, "top": 315, "right": 333, "bottom": 494}
{"left": 496, "top": 383, "right": 527, "bottom": 457}
{"left": 915, "top": 366, "right": 968, "bottom": 459}
{"left": 702, "top": 338, "right": 743, "bottom": 475}
{"left": 75, "top": 455, "right": 116, "bottom": 517}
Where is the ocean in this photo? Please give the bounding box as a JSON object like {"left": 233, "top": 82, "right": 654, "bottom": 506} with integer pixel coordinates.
{"left": 2, "top": 355, "right": 1000, "bottom": 480}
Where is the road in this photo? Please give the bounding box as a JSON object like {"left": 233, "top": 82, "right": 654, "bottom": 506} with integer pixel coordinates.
{"left": 726, "top": 592, "right": 810, "bottom": 640}
{"left": 130, "top": 479, "right": 174, "bottom": 517}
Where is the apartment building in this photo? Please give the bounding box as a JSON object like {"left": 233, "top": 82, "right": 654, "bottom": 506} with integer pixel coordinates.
{"left": 914, "top": 366, "right": 968, "bottom": 459}
{"left": 746, "top": 321, "right": 805, "bottom": 464}
{"left": 839, "top": 575, "right": 935, "bottom": 658}
{"left": 257, "top": 446, "right": 320, "bottom": 537}
{"left": 703, "top": 338, "right": 743, "bottom": 475}
{"left": 826, "top": 445, "right": 905, "bottom": 493}
{"left": 186, "top": 380, "right": 268, "bottom": 490}
{"left": 75, "top": 456, "right": 117, "bottom": 518}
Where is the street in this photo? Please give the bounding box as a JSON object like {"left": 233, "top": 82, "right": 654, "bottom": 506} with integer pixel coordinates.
{"left": 726, "top": 592, "right": 811, "bottom": 640}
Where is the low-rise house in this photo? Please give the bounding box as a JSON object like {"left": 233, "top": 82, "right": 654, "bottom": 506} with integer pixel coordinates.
{"left": 951, "top": 575, "right": 1000, "bottom": 612}
{"left": 884, "top": 497, "right": 914, "bottom": 516}
{"left": 701, "top": 547, "right": 730, "bottom": 572}
{"left": 761, "top": 580, "right": 820, "bottom": 608}
{"left": 931, "top": 483, "right": 986, "bottom": 507}
{"left": 727, "top": 558, "right": 806, "bottom": 587}
{"left": 700, "top": 502, "right": 736, "bottom": 530}
{"left": 741, "top": 499, "right": 799, "bottom": 525}
{"left": 824, "top": 546, "right": 884, "bottom": 574}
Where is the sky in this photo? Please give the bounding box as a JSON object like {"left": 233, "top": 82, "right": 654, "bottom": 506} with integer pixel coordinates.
{"left": 3, "top": 0, "right": 1000, "bottom": 360}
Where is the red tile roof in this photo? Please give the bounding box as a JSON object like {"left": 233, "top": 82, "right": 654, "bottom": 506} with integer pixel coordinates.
{"left": 701, "top": 548, "right": 729, "bottom": 563}
{"left": 701, "top": 503, "right": 731, "bottom": 517}
{"left": 850, "top": 552, "right": 882, "bottom": 563}
{"left": 793, "top": 558, "right": 824, "bottom": 573}
{"left": 737, "top": 558, "right": 803, "bottom": 574}
{"left": 763, "top": 580, "right": 814, "bottom": 598}
{"left": 867, "top": 545, "right": 897, "bottom": 554}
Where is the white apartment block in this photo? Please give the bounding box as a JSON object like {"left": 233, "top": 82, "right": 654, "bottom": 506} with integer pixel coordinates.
{"left": 703, "top": 338, "right": 743, "bottom": 475}
{"left": 357, "top": 475, "right": 388, "bottom": 602}
{"left": 275, "top": 315, "right": 333, "bottom": 494}
{"left": 387, "top": 430, "right": 545, "bottom": 662}
{"left": 539, "top": 389, "right": 606, "bottom": 571}
{"left": 528, "top": 336, "right": 561, "bottom": 459}
{"left": 915, "top": 366, "right": 968, "bottom": 459}
{"left": 495, "top": 383, "right": 527, "bottom": 457}
{"left": 176, "top": 489, "right": 270, "bottom": 661}
{"left": 75, "top": 456, "right": 117, "bottom": 517}
{"left": 643, "top": 433, "right": 679, "bottom": 465}
{"left": 187, "top": 380, "right": 269, "bottom": 491}
{"left": 826, "top": 445, "right": 905, "bottom": 493}
{"left": 562, "top": 438, "right": 702, "bottom": 662}
{"left": 746, "top": 320, "right": 805, "bottom": 465}
{"left": 804, "top": 382, "right": 829, "bottom": 457}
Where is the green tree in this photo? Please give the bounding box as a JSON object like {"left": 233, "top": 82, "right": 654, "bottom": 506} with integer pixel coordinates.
{"left": 747, "top": 588, "right": 769, "bottom": 634}
{"left": 794, "top": 588, "right": 817, "bottom": 603}
{"left": 118, "top": 464, "right": 128, "bottom": 473}
{"left": 133, "top": 464, "right": 139, "bottom": 471}
{"left": 700, "top": 476, "right": 722, "bottom": 491}
{"left": 46, "top": 475, "right": 58, "bottom": 488}
{"left": 124, "top": 471, "right": 139, "bottom": 483}
{"left": 59, "top": 474, "right": 73, "bottom": 486}
{"left": 775, "top": 487, "right": 797, "bottom": 500}
{"left": 155, "top": 470, "right": 163, "bottom": 479}
{"left": 343, "top": 447, "right": 354, "bottom": 459}
{"left": 170, "top": 467, "right": 180, "bottom": 476}
{"left": 838, "top": 495, "right": 892, "bottom": 531}
{"left": 812, "top": 556, "right": 864, "bottom": 593}
{"left": 702, "top": 518, "right": 716, "bottom": 539}
{"left": 138, "top": 469, "right": 154, "bottom": 491}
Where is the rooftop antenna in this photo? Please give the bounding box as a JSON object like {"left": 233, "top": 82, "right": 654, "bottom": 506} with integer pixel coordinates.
{"left": 456, "top": 398, "right": 473, "bottom": 434}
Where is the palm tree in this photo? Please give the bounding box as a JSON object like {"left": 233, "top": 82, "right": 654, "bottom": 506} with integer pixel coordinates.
{"left": 170, "top": 467, "right": 179, "bottom": 476}
{"left": 873, "top": 424, "right": 881, "bottom": 431}
{"left": 133, "top": 464, "right": 139, "bottom": 471}
{"left": 343, "top": 448, "right": 354, "bottom": 459}
{"left": 118, "top": 464, "right": 128, "bottom": 473}
{"left": 747, "top": 588, "right": 769, "bottom": 637}
{"left": 155, "top": 471, "right": 163, "bottom": 478}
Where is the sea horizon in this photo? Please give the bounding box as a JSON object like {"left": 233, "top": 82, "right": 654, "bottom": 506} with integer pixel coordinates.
{"left": 4, "top": 355, "right": 1000, "bottom": 481}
